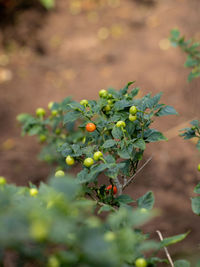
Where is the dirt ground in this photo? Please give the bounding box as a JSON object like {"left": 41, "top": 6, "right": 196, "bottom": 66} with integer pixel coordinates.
{"left": 0, "top": 0, "right": 200, "bottom": 263}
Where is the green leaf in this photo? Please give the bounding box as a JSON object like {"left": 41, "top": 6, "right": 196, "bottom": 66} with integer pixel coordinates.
{"left": 155, "top": 105, "right": 178, "bottom": 116}
{"left": 133, "top": 139, "right": 146, "bottom": 150}
{"left": 194, "top": 183, "right": 200, "bottom": 194}
{"left": 16, "top": 113, "right": 33, "bottom": 123}
{"left": 102, "top": 139, "right": 116, "bottom": 148}
{"left": 76, "top": 169, "right": 91, "bottom": 184}
{"left": 144, "top": 129, "right": 167, "bottom": 142}
{"left": 137, "top": 191, "right": 154, "bottom": 210}
{"left": 112, "top": 126, "right": 123, "bottom": 139}
{"left": 114, "top": 100, "right": 130, "bottom": 111}
{"left": 98, "top": 204, "right": 115, "bottom": 214}
{"left": 116, "top": 195, "right": 134, "bottom": 204}
{"left": 174, "top": 260, "right": 191, "bottom": 267}
{"left": 191, "top": 196, "right": 200, "bottom": 215}
{"left": 120, "top": 81, "right": 135, "bottom": 95}
{"left": 161, "top": 232, "right": 189, "bottom": 247}
{"left": 63, "top": 111, "right": 81, "bottom": 124}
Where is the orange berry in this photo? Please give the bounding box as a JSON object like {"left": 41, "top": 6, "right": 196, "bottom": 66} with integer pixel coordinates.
{"left": 86, "top": 122, "right": 96, "bottom": 132}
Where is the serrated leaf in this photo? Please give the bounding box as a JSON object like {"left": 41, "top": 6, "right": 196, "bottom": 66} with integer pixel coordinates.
{"left": 144, "top": 129, "right": 167, "bottom": 142}
{"left": 114, "top": 100, "right": 130, "bottom": 111}
{"left": 156, "top": 105, "right": 178, "bottom": 116}
{"left": 133, "top": 139, "right": 146, "bottom": 150}
{"left": 174, "top": 260, "right": 190, "bottom": 267}
{"left": 116, "top": 195, "right": 134, "bottom": 204}
{"left": 76, "top": 169, "right": 91, "bottom": 184}
{"left": 102, "top": 139, "right": 116, "bottom": 148}
{"left": 191, "top": 196, "right": 200, "bottom": 215}
{"left": 137, "top": 191, "right": 154, "bottom": 210}
{"left": 63, "top": 111, "right": 81, "bottom": 124}
{"left": 112, "top": 126, "right": 123, "bottom": 139}
{"left": 161, "top": 232, "right": 189, "bottom": 247}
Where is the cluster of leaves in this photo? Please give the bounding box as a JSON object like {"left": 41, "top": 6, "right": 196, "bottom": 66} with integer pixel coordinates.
{"left": 17, "top": 97, "right": 81, "bottom": 167}
{"left": 18, "top": 82, "right": 177, "bottom": 206}
{"left": 180, "top": 120, "right": 200, "bottom": 216}
{"left": 169, "top": 29, "right": 200, "bottom": 81}
{"left": 0, "top": 175, "right": 189, "bottom": 267}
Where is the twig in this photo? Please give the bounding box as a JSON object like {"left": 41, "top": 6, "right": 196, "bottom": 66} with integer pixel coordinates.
{"left": 156, "top": 230, "right": 174, "bottom": 267}
{"left": 122, "top": 156, "right": 153, "bottom": 191}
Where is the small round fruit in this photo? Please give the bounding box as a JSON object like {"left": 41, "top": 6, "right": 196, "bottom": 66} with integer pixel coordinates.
{"left": 107, "top": 99, "right": 113, "bottom": 105}
{"left": 198, "top": 163, "right": 200, "bottom": 172}
{"left": 30, "top": 188, "right": 38, "bottom": 197}
{"left": 99, "top": 89, "right": 108, "bottom": 98}
{"left": 39, "top": 134, "right": 47, "bottom": 143}
{"left": 66, "top": 156, "right": 75, "bottom": 166}
{"left": 86, "top": 122, "right": 96, "bottom": 132}
{"left": 107, "top": 93, "right": 113, "bottom": 99}
{"left": 55, "top": 170, "right": 65, "bottom": 177}
{"left": 51, "top": 110, "right": 58, "bottom": 116}
{"left": 84, "top": 158, "right": 94, "bottom": 167}
{"left": 48, "top": 256, "right": 60, "bottom": 267}
{"left": 55, "top": 128, "right": 61, "bottom": 135}
{"left": 104, "top": 231, "right": 116, "bottom": 242}
{"left": 135, "top": 258, "right": 147, "bottom": 267}
{"left": 48, "top": 102, "right": 54, "bottom": 110}
{"left": 93, "top": 151, "right": 103, "bottom": 161}
{"left": 105, "top": 105, "right": 111, "bottom": 112}
{"left": 129, "top": 105, "right": 137, "bottom": 115}
{"left": 116, "top": 121, "right": 126, "bottom": 128}
{"left": 80, "top": 99, "right": 88, "bottom": 106}
{"left": 129, "top": 114, "right": 137, "bottom": 122}
{"left": 36, "top": 108, "right": 46, "bottom": 117}
{"left": 106, "top": 185, "right": 117, "bottom": 195}
{"left": 0, "top": 176, "right": 6, "bottom": 185}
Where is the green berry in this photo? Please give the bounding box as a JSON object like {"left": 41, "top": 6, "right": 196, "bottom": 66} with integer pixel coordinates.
{"left": 116, "top": 121, "right": 126, "bottom": 128}
{"left": 99, "top": 89, "right": 108, "bottom": 98}
{"left": 80, "top": 99, "right": 88, "bottom": 106}
{"left": 36, "top": 108, "right": 46, "bottom": 117}
{"left": 48, "top": 102, "right": 54, "bottom": 110}
{"left": 129, "top": 114, "right": 137, "bottom": 122}
{"left": 135, "top": 258, "right": 147, "bottom": 267}
{"left": 39, "top": 134, "right": 47, "bottom": 143}
{"left": 84, "top": 158, "right": 94, "bottom": 167}
{"left": 55, "top": 170, "right": 65, "bottom": 177}
{"left": 198, "top": 163, "right": 200, "bottom": 172}
{"left": 105, "top": 105, "right": 111, "bottom": 112}
{"left": 93, "top": 151, "right": 103, "bottom": 161}
{"left": 55, "top": 128, "right": 61, "bottom": 135}
{"left": 66, "top": 156, "right": 75, "bottom": 166}
{"left": 0, "top": 176, "right": 6, "bottom": 185}
{"left": 51, "top": 110, "right": 58, "bottom": 117}
{"left": 129, "top": 105, "right": 137, "bottom": 115}
{"left": 30, "top": 188, "right": 38, "bottom": 197}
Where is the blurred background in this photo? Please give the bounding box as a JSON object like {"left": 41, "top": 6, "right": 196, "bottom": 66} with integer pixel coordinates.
{"left": 0, "top": 0, "right": 200, "bottom": 262}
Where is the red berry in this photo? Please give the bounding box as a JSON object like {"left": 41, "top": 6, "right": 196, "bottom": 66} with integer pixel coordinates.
{"left": 106, "top": 185, "right": 117, "bottom": 195}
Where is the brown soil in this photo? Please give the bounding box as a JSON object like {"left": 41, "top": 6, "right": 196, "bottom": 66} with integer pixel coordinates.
{"left": 0, "top": 0, "right": 200, "bottom": 264}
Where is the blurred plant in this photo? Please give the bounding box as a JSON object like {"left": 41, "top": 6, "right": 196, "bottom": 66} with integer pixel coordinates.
{"left": 0, "top": 174, "right": 189, "bottom": 266}
{"left": 169, "top": 29, "right": 200, "bottom": 82}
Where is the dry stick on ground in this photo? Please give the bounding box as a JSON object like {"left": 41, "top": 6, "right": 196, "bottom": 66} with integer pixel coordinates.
{"left": 122, "top": 156, "right": 153, "bottom": 191}
{"left": 156, "top": 230, "right": 174, "bottom": 267}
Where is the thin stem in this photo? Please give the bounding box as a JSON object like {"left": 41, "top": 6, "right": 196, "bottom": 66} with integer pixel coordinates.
{"left": 122, "top": 156, "right": 153, "bottom": 191}
{"left": 156, "top": 230, "right": 174, "bottom": 267}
